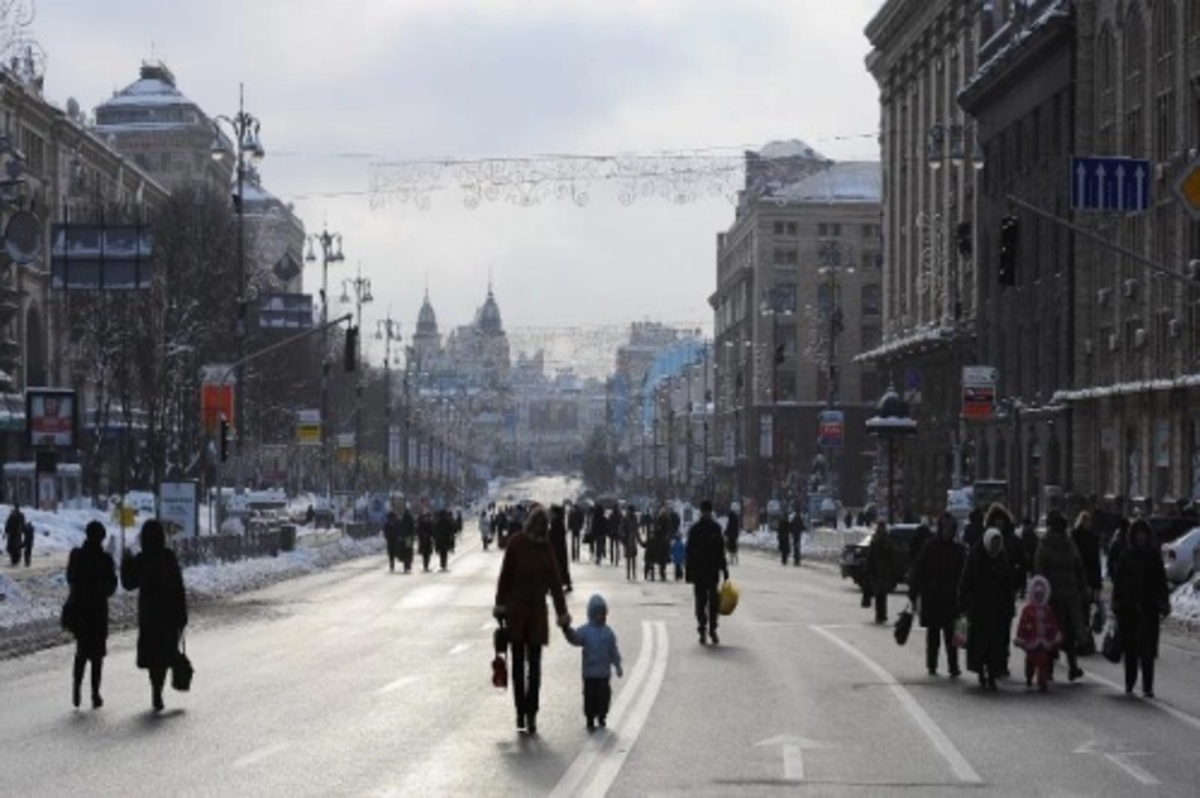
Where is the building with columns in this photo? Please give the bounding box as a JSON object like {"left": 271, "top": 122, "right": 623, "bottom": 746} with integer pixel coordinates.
{"left": 863, "top": 1, "right": 985, "bottom": 518}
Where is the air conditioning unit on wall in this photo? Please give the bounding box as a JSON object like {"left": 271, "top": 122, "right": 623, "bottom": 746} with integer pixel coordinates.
{"left": 1097, "top": 287, "right": 1112, "bottom": 306}
{"left": 1108, "top": 333, "right": 1120, "bottom": 351}
{"left": 1134, "top": 328, "right": 1147, "bottom": 348}
{"left": 1169, "top": 318, "right": 1181, "bottom": 339}
{"left": 1123, "top": 279, "right": 1138, "bottom": 299}
{"left": 1083, "top": 338, "right": 1094, "bottom": 356}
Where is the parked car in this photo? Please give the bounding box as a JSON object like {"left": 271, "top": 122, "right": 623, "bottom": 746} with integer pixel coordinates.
{"left": 1162, "top": 527, "right": 1200, "bottom": 584}
{"left": 839, "top": 523, "right": 921, "bottom": 591}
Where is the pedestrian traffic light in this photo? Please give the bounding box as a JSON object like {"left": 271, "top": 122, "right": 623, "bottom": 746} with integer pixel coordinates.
{"left": 344, "top": 325, "right": 358, "bottom": 372}
{"left": 999, "top": 215, "right": 1018, "bottom": 286}
{"left": 219, "top": 416, "right": 230, "bottom": 462}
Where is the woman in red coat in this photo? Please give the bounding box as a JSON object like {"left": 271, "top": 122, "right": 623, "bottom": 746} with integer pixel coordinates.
{"left": 494, "top": 505, "right": 571, "bottom": 735}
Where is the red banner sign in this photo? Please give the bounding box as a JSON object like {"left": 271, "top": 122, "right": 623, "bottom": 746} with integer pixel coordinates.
{"left": 201, "top": 384, "right": 234, "bottom": 434}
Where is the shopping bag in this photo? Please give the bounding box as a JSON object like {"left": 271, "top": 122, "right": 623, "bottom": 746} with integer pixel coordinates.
{"left": 718, "top": 580, "right": 740, "bottom": 616}
{"left": 491, "top": 654, "right": 508, "bottom": 689}
{"left": 952, "top": 616, "right": 969, "bottom": 649}
{"left": 171, "top": 634, "right": 194, "bottom": 692}
{"left": 894, "top": 604, "right": 914, "bottom": 646}
{"left": 1101, "top": 621, "right": 1122, "bottom": 664}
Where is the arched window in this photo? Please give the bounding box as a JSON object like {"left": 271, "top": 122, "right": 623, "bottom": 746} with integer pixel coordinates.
{"left": 1096, "top": 24, "right": 1117, "bottom": 152}
{"left": 1153, "top": 0, "right": 1178, "bottom": 162}
{"left": 1123, "top": 4, "right": 1147, "bottom": 158}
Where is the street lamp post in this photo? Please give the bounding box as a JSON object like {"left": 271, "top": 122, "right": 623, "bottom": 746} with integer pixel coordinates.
{"left": 376, "top": 316, "right": 402, "bottom": 487}
{"left": 761, "top": 287, "right": 793, "bottom": 503}
{"left": 341, "top": 265, "right": 374, "bottom": 492}
{"left": 210, "top": 83, "right": 265, "bottom": 494}
{"left": 818, "top": 238, "right": 851, "bottom": 504}
{"left": 304, "top": 226, "right": 344, "bottom": 500}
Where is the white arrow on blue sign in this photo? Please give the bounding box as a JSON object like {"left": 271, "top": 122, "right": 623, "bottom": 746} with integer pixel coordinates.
{"left": 1071, "top": 156, "right": 1151, "bottom": 213}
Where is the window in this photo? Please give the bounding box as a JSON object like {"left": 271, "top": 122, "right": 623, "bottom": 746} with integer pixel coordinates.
{"left": 818, "top": 223, "right": 841, "bottom": 238}
{"left": 786, "top": 222, "right": 798, "bottom": 236}
{"left": 772, "top": 249, "right": 798, "bottom": 266}
{"left": 860, "top": 224, "right": 876, "bottom": 240}
{"left": 861, "top": 284, "right": 882, "bottom": 316}
{"left": 860, "top": 369, "right": 881, "bottom": 404}
{"left": 862, "top": 251, "right": 882, "bottom": 271}
{"left": 773, "top": 221, "right": 784, "bottom": 235}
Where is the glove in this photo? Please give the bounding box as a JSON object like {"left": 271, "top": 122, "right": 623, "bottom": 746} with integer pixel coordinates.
{"left": 557, "top": 612, "right": 572, "bottom": 629}
{"left": 723, "top": 571, "right": 730, "bottom": 583}
{"left": 615, "top": 664, "right": 623, "bottom": 678}
{"left": 492, "top": 605, "right": 506, "bottom": 621}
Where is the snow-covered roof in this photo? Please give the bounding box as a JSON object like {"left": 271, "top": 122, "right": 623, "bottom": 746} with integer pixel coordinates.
{"left": 758, "top": 140, "right": 827, "bottom": 161}
{"left": 769, "top": 161, "right": 881, "bottom": 204}
{"left": 100, "top": 77, "right": 190, "bottom": 108}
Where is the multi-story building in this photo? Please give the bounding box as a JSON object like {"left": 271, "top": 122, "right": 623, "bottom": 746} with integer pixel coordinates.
{"left": 0, "top": 61, "right": 169, "bottom": 466}
{"left": 869, "top": 0, "right": 1200, "bottom": 519}
{"left": 711, "top": 143, "right": 882, "bottom": 516}
{"left": 863, "top": 2, "right": 985, "bottom": 519}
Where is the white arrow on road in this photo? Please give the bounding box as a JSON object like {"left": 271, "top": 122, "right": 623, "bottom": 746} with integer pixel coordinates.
{"left": 1074, "top": 739, "right": 1161, "bottom": 786}
{"left": 755, "top": 735, "right": 829, "bottom": 781}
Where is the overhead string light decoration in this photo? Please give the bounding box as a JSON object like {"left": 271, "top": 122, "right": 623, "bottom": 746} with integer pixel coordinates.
{"left": 368, "top": 147, "right": 839, "bottom": 211}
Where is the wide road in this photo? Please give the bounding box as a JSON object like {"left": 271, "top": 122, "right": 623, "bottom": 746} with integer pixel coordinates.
{"left": 3, "top": 509, "right": 1200, "bottom": 794}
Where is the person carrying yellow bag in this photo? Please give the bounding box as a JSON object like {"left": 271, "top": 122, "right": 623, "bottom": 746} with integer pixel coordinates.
{"left": 685, "top": 500, "right": 730, "bottom": 645}
{"left": 719, "top": 579, "right": 739, "bottom": 616}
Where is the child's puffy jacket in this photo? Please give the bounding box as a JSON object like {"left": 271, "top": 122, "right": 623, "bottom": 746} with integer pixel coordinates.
{"left": 1014, "top": 575, "right": 1062, "bottom": 651}
{"left": 565, "top": 594, "right": 622, "bottom": 679}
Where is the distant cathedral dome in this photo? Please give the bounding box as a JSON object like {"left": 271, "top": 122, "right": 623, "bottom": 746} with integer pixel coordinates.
{"left": 475, "top": 286, "right": 504, "bottom": 336}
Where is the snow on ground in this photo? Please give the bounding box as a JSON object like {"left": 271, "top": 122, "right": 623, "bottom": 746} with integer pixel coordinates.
{"left": 0, "top": 504, "right": 383, "bottom": 636}
{"left": 1171, "top": 578, "right": 1200, "bottom": 624}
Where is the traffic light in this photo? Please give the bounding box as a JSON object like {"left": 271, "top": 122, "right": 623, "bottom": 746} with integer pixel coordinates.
{"left": 999, "top": 214, "right": 1018, "bottom": 286}
{"left": 344, "top": 325, "right": 359, "bottom": 372}
{"left": 219, "top": 416, "right": 230, "bottom": 462}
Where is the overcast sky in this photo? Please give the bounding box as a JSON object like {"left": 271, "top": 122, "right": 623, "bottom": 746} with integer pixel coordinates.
{"left": 31, "top": 0, "right": 883, "bottom": 369}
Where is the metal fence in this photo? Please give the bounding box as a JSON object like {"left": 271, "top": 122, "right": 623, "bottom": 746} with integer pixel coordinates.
{"left": 171, "top": 527, "right": 283, "bottom": 567}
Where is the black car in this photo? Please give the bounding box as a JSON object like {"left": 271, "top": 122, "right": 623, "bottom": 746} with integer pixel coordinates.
{"left": 840, "top": 523, "right": 921, "bottom": 590}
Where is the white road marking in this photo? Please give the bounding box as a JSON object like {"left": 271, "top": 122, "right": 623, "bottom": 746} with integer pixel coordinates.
{"left": 1075, "top": 741, "right": 1162, "bottom": 786}
{"left": 811, "top": 625, "right": 982, "bottom": 784}
{"left": 448, "top": 643, "right": 470, "bottom": 655}
{"left": 1084, "top": 671, "right": 1200, "bottom": 733}
{"left": 755, "top": 735, "right": 829, "bottom": 781}
{"left": 377, "top": 675, "right": 419, "bottom": 695}
{"left": 232, "top": 743, "right": 290, "bottom": 769}
{"left": 550, "top": 621, "right": 668, "bottom": 798}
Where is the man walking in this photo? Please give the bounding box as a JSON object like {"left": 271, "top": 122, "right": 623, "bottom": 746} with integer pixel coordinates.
{"left": 685, "top": 501, "right": 729, "bottom": 645}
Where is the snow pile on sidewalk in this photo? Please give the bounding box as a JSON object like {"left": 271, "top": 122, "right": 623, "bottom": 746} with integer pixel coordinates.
{"left": 1170, "top": 578, "right": 1200, "bottom": 624}
{"left": 738, "top": 524, "right": 867, "bottom": 559}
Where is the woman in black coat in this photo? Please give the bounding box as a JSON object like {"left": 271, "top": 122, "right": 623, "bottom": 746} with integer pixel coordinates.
{"left": 66, "top": 521, "right": 118, "bottom": 709}
{"left": 910, "top": 514, "right": 965, "bottom": 677}
{"left": 864, "top": 521, "right": 895, "bottom": 624}
{"left": 958, "top": 528, "right": 1014, "bottom": 691}
{"left": 121, "top": 519, "right": 188, "bottom": 712}
{"left": 1112, "top": 519, "right": 1171, "bottom": 698}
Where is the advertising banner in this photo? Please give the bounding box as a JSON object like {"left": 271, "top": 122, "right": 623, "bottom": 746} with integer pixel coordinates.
{"left": 159, "top": 481, "right": 198, "bottom": 538}
{"left": 297, "top": 409, "right": 321, "bottom": 446}
{"left": 817, "top": 410, "right": 845, "bottom": 447}
{"left": 26, "top": 388, "right": 77, "bottom": 448}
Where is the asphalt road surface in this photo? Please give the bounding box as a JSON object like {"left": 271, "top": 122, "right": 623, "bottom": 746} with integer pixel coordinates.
{"left": 3, "top": 506, "right": 1200, "bottom": 795}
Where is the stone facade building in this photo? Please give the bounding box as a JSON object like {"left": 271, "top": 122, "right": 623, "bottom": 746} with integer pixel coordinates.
{"left": 711, "top": 143, "right": 882, "bottom": 514}
{"left": 867, "top": 0, "right": 1200, "bottom": 519}
{"left": 864, "top": 0, "right": 986, "bottom": 519}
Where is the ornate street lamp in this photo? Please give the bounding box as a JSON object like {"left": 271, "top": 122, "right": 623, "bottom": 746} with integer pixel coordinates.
{"left": 304, "top": 227, "right": 344, "bottom": 498}
{"left": 211, "top": 84, "right": 264, "bottom": 493}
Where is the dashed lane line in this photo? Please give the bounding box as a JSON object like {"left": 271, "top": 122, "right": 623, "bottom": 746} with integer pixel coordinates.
{"left": 811, "top": 625, "right": 983, "bottom": 785}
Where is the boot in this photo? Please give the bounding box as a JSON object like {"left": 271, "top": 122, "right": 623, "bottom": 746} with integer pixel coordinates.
{"left": 526, "top": 712, "right": 537, "bottom": 735}
{"left": 72, "top": 656, "right": 85, "bottom": 708}
{"left": 91, "top": 659, "right": 104, "bottom": 708}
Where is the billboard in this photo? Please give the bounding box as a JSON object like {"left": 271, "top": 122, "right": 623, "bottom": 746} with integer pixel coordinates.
{"left": 26, "top": 388, "right": 77, "bottom": 448}
{"left": 50, "top": 223, "right": 153, "bottom": 290}
{"left": 258, "top": 293, "right": 314, "bottom": 329}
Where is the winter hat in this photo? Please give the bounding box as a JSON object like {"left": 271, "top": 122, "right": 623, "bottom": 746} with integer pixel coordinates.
{"left": 983, "top": 527, "right": 1003, "bottom": 557}
{"left": 1027, "top": 575, "right": 1051, "bottom": 606}
{"left": 587, "top": 593, "right": 608, "bottom": 623}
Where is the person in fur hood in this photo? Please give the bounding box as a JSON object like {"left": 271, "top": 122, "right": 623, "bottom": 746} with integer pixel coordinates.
{"left": 493, "top": 505, "right": 571, "bottom": 735}
{"left": 1014, "top": 575, "right": 1061, "bottom": 692}
{"left": 1034, "top": 510, "right": 1087, "bottom": 682}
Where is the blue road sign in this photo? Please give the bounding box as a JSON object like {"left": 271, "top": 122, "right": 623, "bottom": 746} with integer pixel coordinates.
{"left": 1071, "top": 156, "right": 1151, "bottom": 213}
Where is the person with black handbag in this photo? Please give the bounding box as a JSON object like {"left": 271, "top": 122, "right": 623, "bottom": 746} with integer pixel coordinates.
{"left": 1112, "top": 519, "right": 1171, "bottom": 698}
{"left": 66, "top": 521, "right": 118, "bottom": 709}
{"left": 121, "top": 519, "right": 188, "bottom": 713}
{"left": 909, "top": 515, "right": 965, "bottom": 677}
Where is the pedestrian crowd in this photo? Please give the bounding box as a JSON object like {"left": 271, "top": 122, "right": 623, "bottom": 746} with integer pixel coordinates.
{"left": 868, "top": 504, "right": 1172, "bottom": 698}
